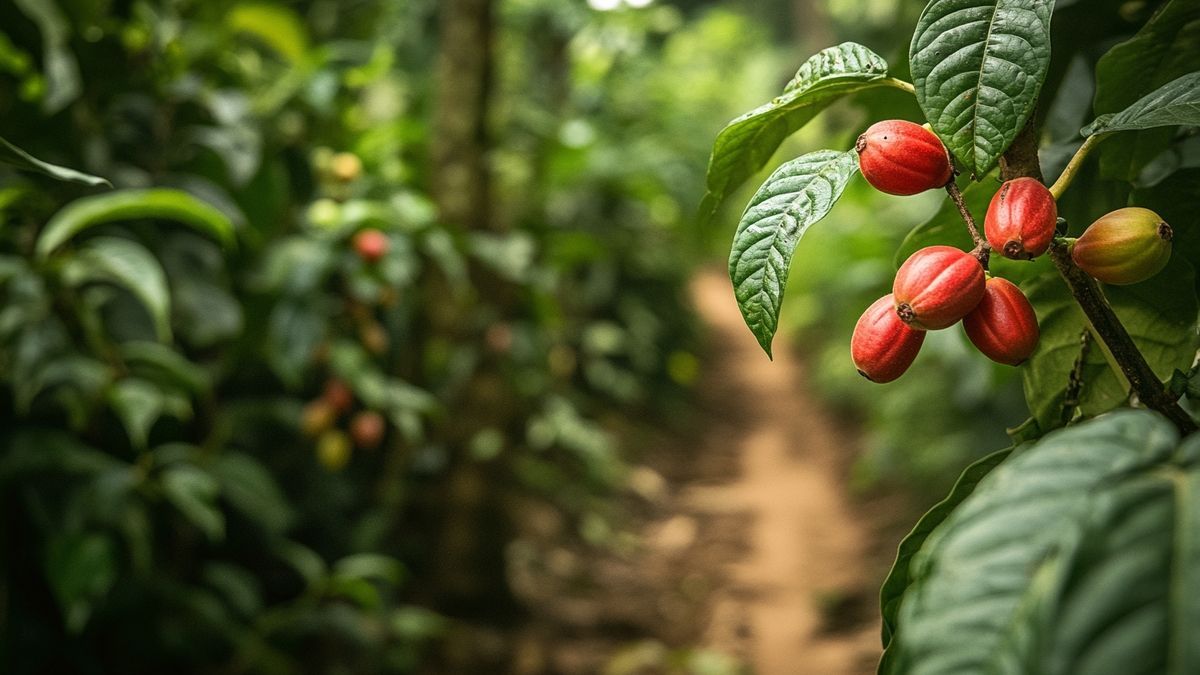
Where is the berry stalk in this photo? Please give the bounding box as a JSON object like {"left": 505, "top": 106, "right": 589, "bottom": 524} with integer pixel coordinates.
{"left": 944, "top": 180, "right": 991, "bottom": 268}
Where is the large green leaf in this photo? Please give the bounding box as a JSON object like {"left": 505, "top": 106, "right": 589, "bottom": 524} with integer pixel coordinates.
{"left": 1083, "top": 72, "right": 1200, "bottom": 136}
{"left": 880, "top": 447, "right": 1012, "bottom": 659}
{"left": 1091, "top": 0, "right": 1200, "bottom": 181}
{"left": 882, "top": 410, "right": 1200, "bottom": 674}
{"left": 1022, "top": 258, "right": 1199, "bottom": 433}
{"left": 909, "top": 0, "right": 1056, "bottom": 177}
{"left": 728, "top": 150, "right": 859, "bottom": 357}
{"left": 36, "top": 189, "right": 236, "bottom": 259}
{"left": 699, "top": 43, "right": 892, "bottom": 222}
{"left": 63, "top": 237, "right": 172, "bottom": 342}
{"left": 0, "top": 136, "right": 109, "bottom": 187}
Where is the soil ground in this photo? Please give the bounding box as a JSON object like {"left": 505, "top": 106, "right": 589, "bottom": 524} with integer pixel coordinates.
{"left": 508, "top": 269, "right": 915, "bottom": 674}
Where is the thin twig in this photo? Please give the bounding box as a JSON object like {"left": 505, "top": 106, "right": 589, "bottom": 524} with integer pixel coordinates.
{"left": 944, "top": 181, "right": 991, "bottom": 268}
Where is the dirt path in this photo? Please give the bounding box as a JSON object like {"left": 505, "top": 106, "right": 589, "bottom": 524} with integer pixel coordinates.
{"left": 506, "top": 268, "right": 894, "bottom": 674}
{"left": 688, "top": 269, "right": 881, "bottom": 674}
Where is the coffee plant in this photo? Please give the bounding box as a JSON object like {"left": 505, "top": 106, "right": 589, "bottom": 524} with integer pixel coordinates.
{"left": 706, "top": 0, "right": 1200, "bottom": 671}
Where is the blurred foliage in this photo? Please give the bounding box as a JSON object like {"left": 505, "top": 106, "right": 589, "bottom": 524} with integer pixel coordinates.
{"left": 0, "top": 0, "right": 774, "bottom": 671}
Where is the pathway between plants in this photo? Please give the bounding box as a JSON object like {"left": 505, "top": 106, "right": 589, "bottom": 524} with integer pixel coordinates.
{"left": 687, "top": 269, "right": 882, "bottom": 674}
{"left": 511, "top": 268, "right": 900, "bottom": 674}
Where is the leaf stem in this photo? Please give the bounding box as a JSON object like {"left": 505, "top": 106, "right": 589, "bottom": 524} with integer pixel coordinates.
{"left": 1048, "top": 239, "right": 1197, "bottom": 434}
{"left": 944, "top": 181, "right": 991, "bottom": 267}
{"left": 1048, "top": 135, "right": 1103, "bottom": 200}
{"left": 884, "top": 78, "right": 917, "bottom": 95}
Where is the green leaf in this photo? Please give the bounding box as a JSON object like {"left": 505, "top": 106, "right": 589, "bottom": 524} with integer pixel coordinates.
{"left": 0, "top": 136, "right": 109, "bottom": 187}
{"left": 160, "top": 465, "right": 225, "bottom": 542}
{"left": 909, "top": 0, "right": 1056, "bottom": 177}
{"left": 1091, "top": 0, "right": 1200, "bottom": 181}
{"left": 882, "top": 410, "right": 1200, "bottom": 674}
{"left": 880, "top": 447, "right": 1012, "bottom": 658}
{"left": 728, "top": 150, "right": 859, "bottom": 357}
{"left": 108, "top": 378, "right": 165, "bottom": 450}
{"left": 118, "top": 341, "right": 211, "bottom": 395}
{"left": 63, "top": 237, "right": 172, "bottom": 342}
{"left": 45, "top": 532, "right": 118, "bottom": 633}
{"left": 1084, "top": 72, "right": 1200, "bottom": 136}
{"left": 36, "top": 189, "right": 236, "bottom": 259}
{"left": 0, "top": 430, "right": 122, "bottom": 484}
{"left": 210, "top": 453, "right": 293, "bottom": 535}
{"left": 226, "top": 2, "right": 310, "bottom": 64}
{"left": 1022, "top": 259, "right": 1199, "bottom": 432}
{"left": 699, "top": 43, "right": 891, "bottom": 222}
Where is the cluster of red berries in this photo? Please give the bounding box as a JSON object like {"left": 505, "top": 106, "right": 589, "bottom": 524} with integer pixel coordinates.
{"left": 302, "top": 378, "right": 388, "bottom": 470}
{"left": 848, "top": 120, "right": 1172, "bottom": 383}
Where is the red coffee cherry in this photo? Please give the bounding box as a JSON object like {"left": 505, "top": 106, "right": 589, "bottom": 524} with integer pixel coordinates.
{"left": 855, "top": 120, "right": 953, "bottom": 195}
{"left": 962, "top": 277, "right": 1039, "bottom": 366}
{"left": 322, "top": 378, "right": 354, "bottom": 413}
{"left": 353, "top": 228, "right": 390, "bottom": 263}
{"left": 852, "top": 294, "right": 926, "bottom": 383}
{"left": 893, "top": 246, "right": 986, "bottom": 330}
{"left": 984, "top": 177, "right": 1057, "bottom": 260}
{"left": 1072, "top": 207, "right": 1173, "bottom": 285}
{"left": 350, "top": 410, "right": 387, "bottom": 449}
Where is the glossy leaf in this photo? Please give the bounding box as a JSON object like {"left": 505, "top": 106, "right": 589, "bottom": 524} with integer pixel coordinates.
{"left": 1090, "top": 0, "right": 1200, "bottom": 181}
{"left": 728, "top": 150, "right": 859, "bottom": 357}
{"left": 0, "top": 136, "right": 109, "bottom": 187}
{"left": 700, "top": 43, "right": 890, "bottom": 222}
{"left": 210, "top": 453, "right": 293, "bottom": 535}
{"left": 161, "top": 465, "right": 225, "bottom": 542}
{"left": 36, "top": 189, "right": 236, "bottom": 259}
{"left": 46, "top": 532, "right": 118, "bottom": 633}
{"left": 1083, "top": 72, "right": 1200, "bottom": 136}
{"left": 910, "top": 0, "right": 1055, "bottom": 177}
{"left": 108, "top": 378, "right": 166, "bottom": 449}
{"left": 119, "top": 341, "right": 211, "bottom": 394}
{"left": 883, "top": 410, "right": 1200, "bottom": 674}
{"left": 64, "top": 237, "right": 173, "bottom": 342}
{"left": 880, "top": 447, "right": 1012, "bottom": 657}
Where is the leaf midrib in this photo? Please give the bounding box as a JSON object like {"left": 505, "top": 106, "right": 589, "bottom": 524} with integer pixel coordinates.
{"left": 968, "top": 0, "right": 1003, "bottom": 173}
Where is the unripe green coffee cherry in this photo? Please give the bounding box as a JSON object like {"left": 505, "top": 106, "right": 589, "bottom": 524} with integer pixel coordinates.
{"left": 1072, "top": 207, "right": 1172, "bottom": 285}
